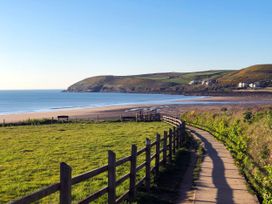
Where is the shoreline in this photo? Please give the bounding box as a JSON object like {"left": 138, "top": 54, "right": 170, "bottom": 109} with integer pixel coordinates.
{"left": 0, "top": 95, "right": 271, "bottom": 123}
{"left": 0, "top": 104, "right": 146, "bottom": 123}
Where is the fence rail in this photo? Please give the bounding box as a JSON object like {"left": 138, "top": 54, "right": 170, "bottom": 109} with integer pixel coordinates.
{"left": 10, "top": 115, "right": 185, "bottom": 204}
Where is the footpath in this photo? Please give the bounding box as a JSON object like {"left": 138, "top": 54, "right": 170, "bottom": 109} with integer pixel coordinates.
{"left": 178, "top": 126, "right": 259, "bottom": 204}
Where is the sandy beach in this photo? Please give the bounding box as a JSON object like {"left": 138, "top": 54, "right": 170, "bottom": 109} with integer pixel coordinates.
{"left": 0, "top": 95, "right": 271, "bottom": 123}
{"left": 0, "top": 104, "right": 145, "bottom": 123}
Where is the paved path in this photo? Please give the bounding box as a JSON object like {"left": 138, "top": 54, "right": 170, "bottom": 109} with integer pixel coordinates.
{"left": 178, "top": 126, "right": 259, "bottom": 204}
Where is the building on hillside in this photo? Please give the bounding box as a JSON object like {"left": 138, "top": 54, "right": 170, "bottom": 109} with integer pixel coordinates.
{"left": 249, "top": 82, "right": 261, "bottom": 88}
{"left": 201, "top": 80, "right": 212, "bottom": 86}
{"left": 238, "top": 82, "right": 248, "bottom": 88}
{"left": 249, "top": 81, "right": 267, "bottom": 89}
{"left": 189, "top": 80, "right": 200, "bottom": 85}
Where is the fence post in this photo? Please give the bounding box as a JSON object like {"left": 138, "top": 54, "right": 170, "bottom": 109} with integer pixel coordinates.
{"left": 175, "top": 127, "right": 178, "bottom": 150}
{"left": 175, "top": 127, "right": 178, "bottom": 149}
{"left": 129, "top": 145, "right": 137, "bottom": 201}
{"left": 176, "top": 127, "right": 178, "bottom": 149}
{"left": 173, "top": 127, "right": 177, "bottom": 154}
{"left": 145, "top": 138, "right": 151, "bottom": 192}
{"left": 176, "top": 127, "right": 179, "bottom": 148}
{"left": 108, "top": 150, "right": 116, "bottom": 204}
{"left": 179, "top": 125, "right": 182, "bottom": 147}
{"left": 60, "top": 162, "right": 72, "bottom": 204}
{"left": 177, "top": 126, "right": 180, "bottom": 148}
{"left": 169, "top": 129, "right": 173, "bottom": 161}
{"left": 181, "top": 122, "right": 185, "bottom": 145}
{"left": 155, "top": 133, "right": 160, "bottom": 178}
{"left": 163, "top": 131, "right": 167, "bottom": 166}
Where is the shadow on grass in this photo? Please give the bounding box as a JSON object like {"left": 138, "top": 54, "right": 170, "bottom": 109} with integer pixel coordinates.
{"left": 135, "top": 134, "right": 197, "bottom": 204}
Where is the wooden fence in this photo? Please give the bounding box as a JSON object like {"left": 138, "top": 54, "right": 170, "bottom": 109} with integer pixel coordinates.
{"left": 10, "top": 115, "right": 185, "bottom": 204}
{"left": 120, "top": 110, "right": 161, "bottom": 122}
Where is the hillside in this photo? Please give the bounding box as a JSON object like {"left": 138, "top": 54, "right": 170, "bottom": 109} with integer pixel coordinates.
{"left": 217, "top": 64, "right": 272, "bottom": 86}
{"left": 67, "top": 65, "right": 272, "bottom": 94}
{"left": 67, "top": 75, "right": 177, "bottom": 93}
{"left": 67, "top": 70, "right": 232, "bottom": 94}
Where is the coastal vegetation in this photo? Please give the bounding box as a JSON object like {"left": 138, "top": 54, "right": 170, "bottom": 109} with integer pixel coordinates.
{"left": 67, "top": 64, "right": 272, "bottom": 95}
{"left": 0, "top": 121, "right": 170, "bottom": 203}
{"left": 182, "top": 107, "right": 272, "bottom": 203}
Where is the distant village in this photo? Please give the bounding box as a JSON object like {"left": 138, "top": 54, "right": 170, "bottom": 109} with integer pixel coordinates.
{"left": 188, "top": 79, "right": 272, "bottom": 89}
{"left": 188, "top": 79, "right": 215, "bottom": 86}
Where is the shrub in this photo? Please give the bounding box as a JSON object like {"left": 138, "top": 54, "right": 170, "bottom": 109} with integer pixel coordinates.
{"left": 243, "top": 111, "right": 254, "bottom": 123}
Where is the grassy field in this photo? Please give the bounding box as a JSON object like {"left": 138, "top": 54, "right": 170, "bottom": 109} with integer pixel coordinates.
{"left": 0, "top": 121, "right": 170, "bottom": 203}
{"left": 139, "top": 70, "right": 232, "bottom": 84}
{"left": 182, "top": 108, "right": 272, "bottom": 203}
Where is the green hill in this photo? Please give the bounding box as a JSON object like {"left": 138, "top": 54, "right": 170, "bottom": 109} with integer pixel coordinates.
{"left": 67, "top": 70, "right": 231, "bottom": 93}
{"left": 137, "top": 70, "right": 232, "bottom": 84}
{"left": 217, "top": 64, "right": 272, "bottom": 86}
{"left": 67, "top": 65, "right": 272, "bottom": 94}
{"left": 67, "top": 75, "right": 177, "bottom": 92}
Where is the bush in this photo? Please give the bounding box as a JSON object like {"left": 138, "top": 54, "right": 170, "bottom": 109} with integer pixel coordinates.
{"left": 243, "top": 111, "right": 253, "bottom": 123}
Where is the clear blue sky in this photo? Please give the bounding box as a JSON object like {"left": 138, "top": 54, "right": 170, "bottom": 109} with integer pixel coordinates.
{"left": 0, "top": 0, "right": 272, "bottom": 89}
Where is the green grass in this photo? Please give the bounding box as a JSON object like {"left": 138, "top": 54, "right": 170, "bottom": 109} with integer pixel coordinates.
{"left": 132, "top": 70, "right": 232, "bottom": 85}
{"left": 0, "top": 121, "right": 170, "bottom": 203}
{"left": 159, "top": 70, "right": 232, "bottom": 84}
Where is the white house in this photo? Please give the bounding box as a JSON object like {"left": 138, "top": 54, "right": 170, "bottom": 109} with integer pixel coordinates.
{"left": 189, "top": 80, "right": 198, "bottom": 85}
{"left": 201, "top": 80, "right": 212, "bottom": 86}
{"left": 249, "top": 82, "right": 261, "bottom": 88}
{"left": 238, "top": 82, "right": 248, "bottom": 88}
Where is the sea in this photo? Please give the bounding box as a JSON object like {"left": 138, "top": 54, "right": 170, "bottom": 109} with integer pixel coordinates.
{"left": 0, "top": 90, "right": 207, "bottom": 115}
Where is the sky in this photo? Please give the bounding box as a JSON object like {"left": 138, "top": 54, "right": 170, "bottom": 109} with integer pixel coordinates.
{"left": 0, "top": 0, "right": 272, "bottom": 89}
